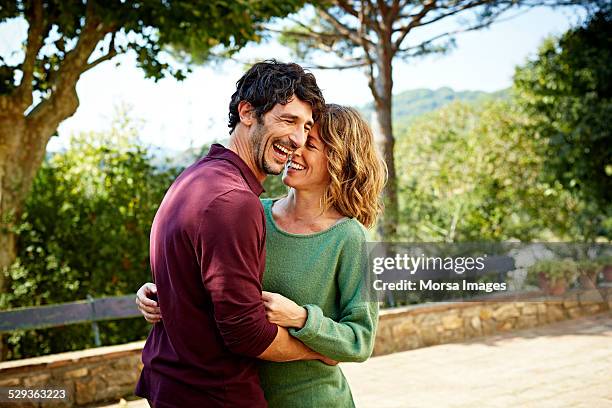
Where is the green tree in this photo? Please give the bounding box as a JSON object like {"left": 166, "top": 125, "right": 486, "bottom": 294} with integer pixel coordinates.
{"left": 278, "top": 0, "right": 602, "bottom": 239}
{"left": 396, "top": 100, "right": 572, "bottom": 242}
{"left": 514, "top": 8, "right": 612, "bottom": 240}
{"left": 0, "top": 0, "right": 307, "bottom": 312}
{"left": 2, "top": 113, "right": 179, "bottom": 360}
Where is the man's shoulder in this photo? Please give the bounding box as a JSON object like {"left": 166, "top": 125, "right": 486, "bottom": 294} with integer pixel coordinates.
{"left": 203, "top": 188, "right": 264, "bottom": 225}
{"left": 187, "top": 157, "right": 244, "bottom": 182}
{"left": 175, "top": 158, "right": 251, "bottom": 196}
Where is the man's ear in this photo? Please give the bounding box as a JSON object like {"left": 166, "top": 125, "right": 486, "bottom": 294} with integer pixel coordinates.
{"left": 237, "top": 101, "right": 256, "bottom": 126}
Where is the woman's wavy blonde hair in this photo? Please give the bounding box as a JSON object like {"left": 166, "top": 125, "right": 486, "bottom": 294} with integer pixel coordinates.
{"left": 318, "top": 104, "right": 387, "bottom": 229}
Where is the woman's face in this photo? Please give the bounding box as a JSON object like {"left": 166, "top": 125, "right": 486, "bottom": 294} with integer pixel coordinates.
{"left": 282, "top": 124, "right": 330, "bottom": 191}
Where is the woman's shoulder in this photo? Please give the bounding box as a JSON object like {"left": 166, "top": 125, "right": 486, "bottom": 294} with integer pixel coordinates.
{"left": 334, "top": 218, "right": 369, "bottom": 244}
{"left": 259, "top": 197, "right": 275, "bottom": 211}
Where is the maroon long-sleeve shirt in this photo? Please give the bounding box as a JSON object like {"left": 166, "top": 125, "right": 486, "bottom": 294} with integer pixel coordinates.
{"left": 135, "top": 144, "right": 278, "bottom": 407}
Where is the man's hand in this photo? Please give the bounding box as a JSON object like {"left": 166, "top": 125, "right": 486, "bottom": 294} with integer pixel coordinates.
{"left": 262, "top": 291, "right": 307, "bottom": 329}
{"left": 136, "top": 282, "right": 162, "bottom": 323}
{"left": 317, "top": 353, "right": 339, "bottom": 366}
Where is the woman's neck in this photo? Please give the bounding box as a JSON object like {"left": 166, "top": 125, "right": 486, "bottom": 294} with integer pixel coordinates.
{"left": 273, "top": 189, "right": 344, "bottom": 234}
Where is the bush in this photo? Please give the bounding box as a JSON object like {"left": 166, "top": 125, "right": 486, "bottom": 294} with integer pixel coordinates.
{"left": 2, "top": 123, "right": 180, "bottom": 360}
{"left": 527, "top": 259, "right": 578, "bottom": 286}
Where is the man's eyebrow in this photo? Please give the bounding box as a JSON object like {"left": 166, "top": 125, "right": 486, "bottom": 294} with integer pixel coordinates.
{"left": 280, "top": 114, "right": 314, "bottom": 127}
{"left": 279, "top": 114, "right": 298, "bottom": 120}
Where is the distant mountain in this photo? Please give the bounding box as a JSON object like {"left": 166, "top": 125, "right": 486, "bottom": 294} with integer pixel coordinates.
{"left": 150, "top": 139, "right": 228, "bottom": 170}
{"left": 358, "top": 87, "right": 509, "bottom": 128}
{"left": 149, "top": 88, "right": 509, "bottom": 169}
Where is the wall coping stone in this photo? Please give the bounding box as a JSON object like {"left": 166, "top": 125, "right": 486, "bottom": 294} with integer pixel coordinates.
{"left": 0, "top": 340, "right": 145, "bottom": 372}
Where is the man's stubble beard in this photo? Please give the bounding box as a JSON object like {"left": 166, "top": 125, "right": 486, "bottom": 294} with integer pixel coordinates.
{"left": 251, "top": 122, "right": 282, "bottom": 176}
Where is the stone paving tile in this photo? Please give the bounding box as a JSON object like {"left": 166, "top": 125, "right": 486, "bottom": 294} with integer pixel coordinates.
{"left": 104, "top": 313, "right": 612, "bottom": 408}
{"left": 341, "top": 313, "right": 612, "bottom": 408}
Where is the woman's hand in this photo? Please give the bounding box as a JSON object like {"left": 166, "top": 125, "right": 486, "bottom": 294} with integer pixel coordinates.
{"left": 136, "top": 282, "right": 161, "bottom": 323}
{"left": 262, "top": 291, "right": 307, "bottom": 329}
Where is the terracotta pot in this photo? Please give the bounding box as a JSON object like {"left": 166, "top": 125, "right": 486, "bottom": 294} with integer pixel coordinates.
{"left": 602, "top": 265, "right": 612, "bottom": 282}
{"left": 538, "top": 272, "right": 549, "bottom": 292}
{"left": 579, "top": 274, "right": 597, "bottom": 289}
{"left": 538, "top": 272, "right": 566, "bottom": 295}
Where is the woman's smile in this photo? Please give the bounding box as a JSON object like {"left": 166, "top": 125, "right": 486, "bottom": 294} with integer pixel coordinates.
{"left": 287, "top": 159, "right": 306, "bottom": 171}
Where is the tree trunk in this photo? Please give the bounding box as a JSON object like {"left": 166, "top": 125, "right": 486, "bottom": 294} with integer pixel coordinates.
{"left": 0, "top": 109, "right": 32, "bottom": 360}
{"left": 0, "top": 87, "right": 80, "bottom": 360}
{"left": 371, "top": 55, "right": 399, "bottom": 240}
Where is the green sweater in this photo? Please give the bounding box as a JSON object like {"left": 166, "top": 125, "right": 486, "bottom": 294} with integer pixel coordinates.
{"left": 258, "top": 198, "right": 378, "bottom": 408}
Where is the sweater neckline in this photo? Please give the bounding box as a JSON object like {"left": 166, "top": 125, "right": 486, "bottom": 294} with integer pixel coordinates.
{"left": 263, "top": 198, "right": 353, "bottom": 239}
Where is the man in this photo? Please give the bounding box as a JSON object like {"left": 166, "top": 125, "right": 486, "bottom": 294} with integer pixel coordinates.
{"left": 135, "top": 61, "right": 327, "bottom": 407}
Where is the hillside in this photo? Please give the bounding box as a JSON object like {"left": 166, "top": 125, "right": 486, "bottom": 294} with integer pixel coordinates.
{"left": 358, "top": 87, "right": 508, "bottom": 128}
{"left": 151, "top": 88, "right": 508, "bottom": 167}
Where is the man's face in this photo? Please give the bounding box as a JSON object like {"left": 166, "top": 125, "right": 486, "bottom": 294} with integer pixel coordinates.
{"left": 250, "top": 97, "right": 314, "bottom": 175}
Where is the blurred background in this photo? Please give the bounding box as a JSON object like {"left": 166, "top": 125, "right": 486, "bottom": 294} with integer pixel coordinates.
{"left": 0, "top": 1, "right": 609, "bottom": 362}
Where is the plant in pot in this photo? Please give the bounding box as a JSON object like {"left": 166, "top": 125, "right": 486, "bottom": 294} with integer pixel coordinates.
{"left": 528, "top": 259, "right": 577, "bottom": 296}
{"left": 576, "top": 260, "right": 599, "bottom": 289}
{"left": 596, "top": 255, "right": 612, "bottom": 283}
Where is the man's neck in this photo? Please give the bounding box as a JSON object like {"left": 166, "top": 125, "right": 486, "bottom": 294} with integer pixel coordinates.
{"left": 228, "top": 129, "right": 266, "bottom": 183}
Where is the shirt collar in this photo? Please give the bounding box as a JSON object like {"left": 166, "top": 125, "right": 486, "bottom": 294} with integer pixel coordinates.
{"left": 206, "top": 143, "right": 265, "bottom": 196}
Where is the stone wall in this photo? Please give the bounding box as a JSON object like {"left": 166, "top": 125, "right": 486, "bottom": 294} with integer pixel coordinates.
{"left": 0, "top": 287, "right": 610, "bottom": 407}
{"left": 373, "top": 287, "right": 612, "bottom": 356}
{"left": 0, "top": 342, "right": 144, "bottom": 407}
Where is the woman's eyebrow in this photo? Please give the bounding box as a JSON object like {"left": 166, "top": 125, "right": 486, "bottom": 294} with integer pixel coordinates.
{"left": 307, "top": 135, "right": 321, "bottom": 145}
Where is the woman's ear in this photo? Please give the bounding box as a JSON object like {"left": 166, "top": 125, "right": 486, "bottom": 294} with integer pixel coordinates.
{"left": 237, "top": 101, "right": 256, "bottom": 126}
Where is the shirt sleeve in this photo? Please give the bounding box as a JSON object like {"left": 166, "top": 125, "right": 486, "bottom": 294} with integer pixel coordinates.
{"left": 197, "top": 189, "right": 278, "bottom": 357}
{"left": 289, "top": 225, "right": 378, "bottom": 362}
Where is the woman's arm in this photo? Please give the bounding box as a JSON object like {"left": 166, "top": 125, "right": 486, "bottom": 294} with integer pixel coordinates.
{"left": 263, "top": 230, "right": 378, "bottom": 363}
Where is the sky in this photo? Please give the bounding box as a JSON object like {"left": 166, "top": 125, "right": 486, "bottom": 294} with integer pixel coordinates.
{"left": 0, "top": 6, "right": 586, "bottom": 152}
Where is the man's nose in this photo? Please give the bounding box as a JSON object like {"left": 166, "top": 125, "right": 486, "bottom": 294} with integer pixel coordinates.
{"left": 289, "top": 128, "right": 307, "bottom": 150}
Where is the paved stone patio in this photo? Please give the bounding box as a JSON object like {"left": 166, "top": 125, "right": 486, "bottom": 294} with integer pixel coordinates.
{"left": 107, "top": 313, "right": 612, "bottom": 408}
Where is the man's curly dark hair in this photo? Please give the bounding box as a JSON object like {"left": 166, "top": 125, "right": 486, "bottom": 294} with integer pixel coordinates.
{"left": 228, "top": 60, "right": 325, "bottom": 133}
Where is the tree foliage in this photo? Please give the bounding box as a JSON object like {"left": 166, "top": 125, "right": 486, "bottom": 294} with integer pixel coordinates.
{"left": 396, "top": 100, "right": 575, "bottom": 242}
{"left": 276, "top": 0, "right": 600, "bottom": 239}
{"left": 1, "top": 115, "right": 179, "bottom": 360}
{"left": 514, "top": 8, "right": 612, "bottom": 239}
{"left": 0, "top": 0, "right": 308, "bottom": 89}
{"left": 0, "top": 1, "right": 309, "bottom": 333}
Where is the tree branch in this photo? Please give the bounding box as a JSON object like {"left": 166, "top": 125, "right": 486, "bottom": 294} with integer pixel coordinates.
{"left": 396, "top": 5, "right": 518, "bottom": 55}
{"left": 406, "top": 0, "right": 493, "bottom": 30}
{"left": 317, "top": 7, "right": 371, "bottom": 47}
{"left": 15, "top": 0, "right": 44, "bottom": 110}
{"left": 27, "top": 2, "right": 110, "bottom": 133}
{"left": 302, "top": 61, "right": 368, "bottom": 70}
{"left": 336, "top": 0, "right": 359, "bottom": 18}
{"left": 392, "top": 0, "right": 438, "bottom": 53}
{"left": 358, "top": 2, "right": 380, "bottom": 103}
{"left": 83, "top": 32, "right": 118, "bottom": 73}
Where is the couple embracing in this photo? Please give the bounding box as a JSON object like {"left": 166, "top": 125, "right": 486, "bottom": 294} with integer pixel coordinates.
{"left": 133, "top": 60, "right": 387, "bottom": 407}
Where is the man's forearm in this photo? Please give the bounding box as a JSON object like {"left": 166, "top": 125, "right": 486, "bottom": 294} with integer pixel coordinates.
{"left": 257, "top": 326, "right": 320, "bottom": 362}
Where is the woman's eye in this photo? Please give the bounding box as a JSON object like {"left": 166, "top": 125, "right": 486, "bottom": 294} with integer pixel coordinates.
{"left": 307, "top": 143, "right": 316, "bottom": 149}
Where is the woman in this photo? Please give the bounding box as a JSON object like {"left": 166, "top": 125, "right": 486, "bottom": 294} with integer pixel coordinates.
{"left": 137, "top": 104, "right": 386, "bottom": 407}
